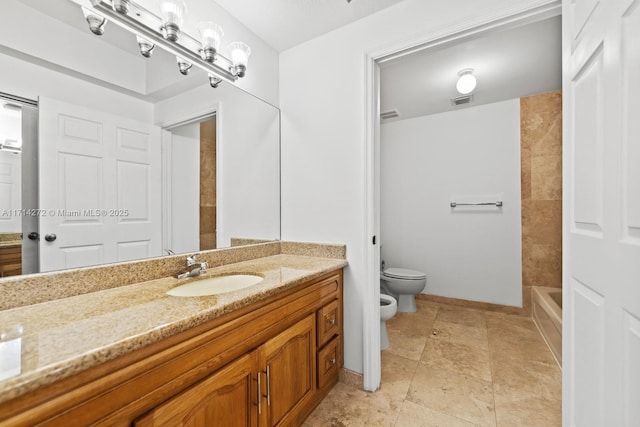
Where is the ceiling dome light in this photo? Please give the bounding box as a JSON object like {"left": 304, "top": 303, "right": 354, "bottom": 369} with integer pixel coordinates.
{"left": 456, "top": 69, "right": 477, "bottom": 95}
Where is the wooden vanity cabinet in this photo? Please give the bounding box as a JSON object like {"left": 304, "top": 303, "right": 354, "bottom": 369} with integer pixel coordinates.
{"left": 135, "top": 352, "right": 260, "bottom": 427}
{"left": 260, "top": 314, "right": 316, "bottom": 426}
{"left": 0, "top": 269, "right": 343, "bottom": 427}
{"left": 135, "top": 315, "right": 317, "bottom": 427}
{"left": 0, "top": 246, "right": 21, "bottom": 277}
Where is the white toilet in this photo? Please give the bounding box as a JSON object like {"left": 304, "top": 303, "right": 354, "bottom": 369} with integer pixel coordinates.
{"left": 381, "top": 267, "right": 427, "bottom": 313}
{"left": 380, "top": 294, "right": 397, "bottom": 350}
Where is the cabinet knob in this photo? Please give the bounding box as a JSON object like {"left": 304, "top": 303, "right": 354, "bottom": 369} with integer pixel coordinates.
{"left": 44, "top": 233, "right": 57, "bottom": 242}
{"left": 329, "top": 358, "right": 336, "bottom": 365}
{"left": 327, "top": 318, "right": 336, "bottom": 325}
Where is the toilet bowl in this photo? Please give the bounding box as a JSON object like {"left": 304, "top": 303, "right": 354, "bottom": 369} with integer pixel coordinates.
{"left": 381, "top": 267, "right": 426, "bottom": 313}
{"left": 380, "top": 294, "right": 397, "bottom": 350}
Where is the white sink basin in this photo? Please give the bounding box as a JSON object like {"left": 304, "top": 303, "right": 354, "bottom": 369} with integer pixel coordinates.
{"left": 167, "top": 274, "right": 264, "bottom": 297}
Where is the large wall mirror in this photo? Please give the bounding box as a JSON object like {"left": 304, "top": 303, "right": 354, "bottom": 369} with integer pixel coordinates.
{"left": 0, "top": 0, "right": 280, "bottom": 278}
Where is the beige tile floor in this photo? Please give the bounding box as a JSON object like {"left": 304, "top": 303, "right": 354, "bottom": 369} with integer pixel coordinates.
{"left": 304, "top": 300, "right": 561, "bottom": 426}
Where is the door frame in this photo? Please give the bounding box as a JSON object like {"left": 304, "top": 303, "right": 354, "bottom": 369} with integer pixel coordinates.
{"left": 362, "top": 0, "right": 562, "bottom": 391}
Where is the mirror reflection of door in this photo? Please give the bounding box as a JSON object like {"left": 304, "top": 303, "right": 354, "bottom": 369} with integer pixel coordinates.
{"left": 166, "top": 116, "right": 217, "bottom": 254}
{"left": 0, "top": 93, "right": 38, "bottom": 277}
{"left": 38, "top": 97, "right": 162, "bottom": 273}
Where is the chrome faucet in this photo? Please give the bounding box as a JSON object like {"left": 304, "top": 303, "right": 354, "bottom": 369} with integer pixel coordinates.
{"left": 177, "top": 255, "right": 209, "bottom": 279}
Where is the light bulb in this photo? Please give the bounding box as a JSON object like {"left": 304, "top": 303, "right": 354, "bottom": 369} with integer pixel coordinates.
{"left": 82, "top": 7, "right": 107, "bottom": 36}
{"left": 228, "top": 42, "right": 251, "bottom": 78}
{"left": 197, "top": 22, "right": 224, "bottom": 63}
{"left": 159, "top": 0, "right": 187, "bottom": 42}
{"left": 456, "top": 69, "right": 477, "bottom": 95}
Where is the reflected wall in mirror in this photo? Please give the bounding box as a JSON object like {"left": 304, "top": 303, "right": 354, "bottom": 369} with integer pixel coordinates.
{"left": 0, "top": 0, "right": 280, "bottom": 278}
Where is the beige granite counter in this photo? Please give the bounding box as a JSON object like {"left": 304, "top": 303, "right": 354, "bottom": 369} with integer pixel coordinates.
{"left": 0, "top": 233, "right": 21, "bottom": 249}
{"left": 0, "top": 245, "right": 347, "bottom": 405}
{"left": 0, "top": 241, "right": 21, "bottom": 249}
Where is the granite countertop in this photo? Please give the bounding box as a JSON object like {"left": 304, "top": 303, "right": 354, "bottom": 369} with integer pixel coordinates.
{"left": 0, "top": 241, "right": 21, "bottom": 249}
{"left": 0, "top": 254, "right": 347, "bottom": 404}
{"left": 0, "top": 233, "right": 21, "bottom": 249}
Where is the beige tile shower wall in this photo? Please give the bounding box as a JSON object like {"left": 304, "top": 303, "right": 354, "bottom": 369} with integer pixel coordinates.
{"left": 200, "top": 117, "right": 216, "bottom": 250}
{"left": 521, "top": 91, "right": 563, "bottom": 300}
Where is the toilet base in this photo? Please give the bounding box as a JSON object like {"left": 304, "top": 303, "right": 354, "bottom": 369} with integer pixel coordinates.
{"left": 380, "top": 320, "right": 389, "bottom": 350}
{"left": 397, "top": 294, "right": 417, "bottom": 312}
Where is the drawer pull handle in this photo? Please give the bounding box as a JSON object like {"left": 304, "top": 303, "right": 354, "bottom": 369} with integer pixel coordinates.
{"left": 266, "top": 365, "right": 271, "bottom": 407}
{"left": 257, "top": 373, "right": 262, "bottom": 415}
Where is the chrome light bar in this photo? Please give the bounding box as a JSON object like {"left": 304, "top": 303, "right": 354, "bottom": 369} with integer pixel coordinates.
{"left": 88, "top": 0, "right": 238, "bottom": 82}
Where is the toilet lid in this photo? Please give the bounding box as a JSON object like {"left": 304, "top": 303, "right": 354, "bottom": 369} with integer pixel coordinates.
{"left": 383, "top": 268, "right": 426, "bottom": 280}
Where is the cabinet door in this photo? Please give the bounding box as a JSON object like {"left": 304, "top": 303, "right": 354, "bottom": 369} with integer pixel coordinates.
{"left": 134, "top": 351, "right": 259, "bottom": 427}
{"left": 261, "top": 314, "right": 316, "bottom": 426}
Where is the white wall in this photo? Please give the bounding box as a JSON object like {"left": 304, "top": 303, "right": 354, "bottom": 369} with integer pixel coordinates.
{"left": 170, "top": 123, "right": 200, "bottom": 254}
{"left": 2, "top": 0, "right": 147, "bottom": 95}
{"left": 381, "top": 99, "right": 522, "bottom": 307}
{"left": 279, "top": 0, "right": 552, "bottom": 374}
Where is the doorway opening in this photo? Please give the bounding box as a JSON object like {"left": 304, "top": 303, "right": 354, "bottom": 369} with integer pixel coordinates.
{"left": 0, "top": 92, "right": 38, "bottom": 277}
{"left": 363, "top": 3, "right": 562, "bottom": 392}
{"left": 163, "top": 114, "right": 218, "bottom": 255}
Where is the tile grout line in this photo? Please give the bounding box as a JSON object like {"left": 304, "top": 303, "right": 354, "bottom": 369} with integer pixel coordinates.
{"left": 485, "top": 311, "right": 500, "bottom": 427}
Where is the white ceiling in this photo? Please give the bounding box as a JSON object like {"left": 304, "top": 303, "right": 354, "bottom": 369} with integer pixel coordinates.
{"left": 380, "top": 16, "right": 562, "bottom": 122}
{"left": 213, "top": 0, "right": 406, "bottom": 51}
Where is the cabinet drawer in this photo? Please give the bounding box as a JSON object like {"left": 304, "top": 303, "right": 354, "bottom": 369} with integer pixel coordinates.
{"left": 317, "top": 336, "right": 339, "bottom": 389}
{"left": 317, "top": 299, "right": 340, "bottom": 347}
{"left": 0, "top": 247, "right": 21, "bottom": 277}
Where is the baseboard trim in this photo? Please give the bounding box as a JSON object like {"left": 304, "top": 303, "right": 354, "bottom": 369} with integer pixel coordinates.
{"left": 339, "top": 368, "right": 365, "bottom": 390}
{"left": 417, "top": 292, "right": 531, "bottom": 317}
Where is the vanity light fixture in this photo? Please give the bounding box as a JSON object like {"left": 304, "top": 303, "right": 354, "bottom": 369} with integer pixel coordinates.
{"left": 176, "top": 56, "right": 192, "bottom": 75}
{"left": 81, "top": 6, "right": 107, "bottom": 36}
{"left": 136, "top": 35, "right": 155, "bottom": 57}
{"left": 0, "top": 138, "right": 22, "bottom": 154}
{"left": 197, "top": 22, "right": 224, "bottom": 63}
{"left": 159, "top": 0, "right": 186, "bottom": 42}
{"left": 82, "top": 0, "right": 252, "bottom": 88}
{"left": 229, "top": 41, "right": 251, "bottom": 78}
{"left": 209, "top": 74, "right": 222, "bottom": 88}
{"left": 112, "top": 0, "right": 130, "bottom": 14}
{"left": 456, "top": 68, "right": 477, "bottom": 95}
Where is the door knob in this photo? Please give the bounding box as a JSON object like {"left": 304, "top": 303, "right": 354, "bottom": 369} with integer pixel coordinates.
{"left": 44, "top": 233, "right": 57, "bottom": 242}
{"left": 27, "top": 232, "right": 39, "bottom": 240}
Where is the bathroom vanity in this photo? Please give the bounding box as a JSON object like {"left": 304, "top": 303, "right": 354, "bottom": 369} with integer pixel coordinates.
{"left": 0, "top": 242, "right": 346, "bottom": 426}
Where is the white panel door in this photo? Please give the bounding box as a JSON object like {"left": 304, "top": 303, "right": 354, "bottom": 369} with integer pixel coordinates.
{"left": 563, "top": 0, "right": 640, "bottom": 425}
{"left": 38, "top": 97, "right": 161, "bottom": 272}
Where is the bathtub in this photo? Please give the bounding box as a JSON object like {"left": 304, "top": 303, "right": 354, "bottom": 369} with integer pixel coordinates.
{"left": 532, "top": 287, "right": 562, "bottom": 366}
